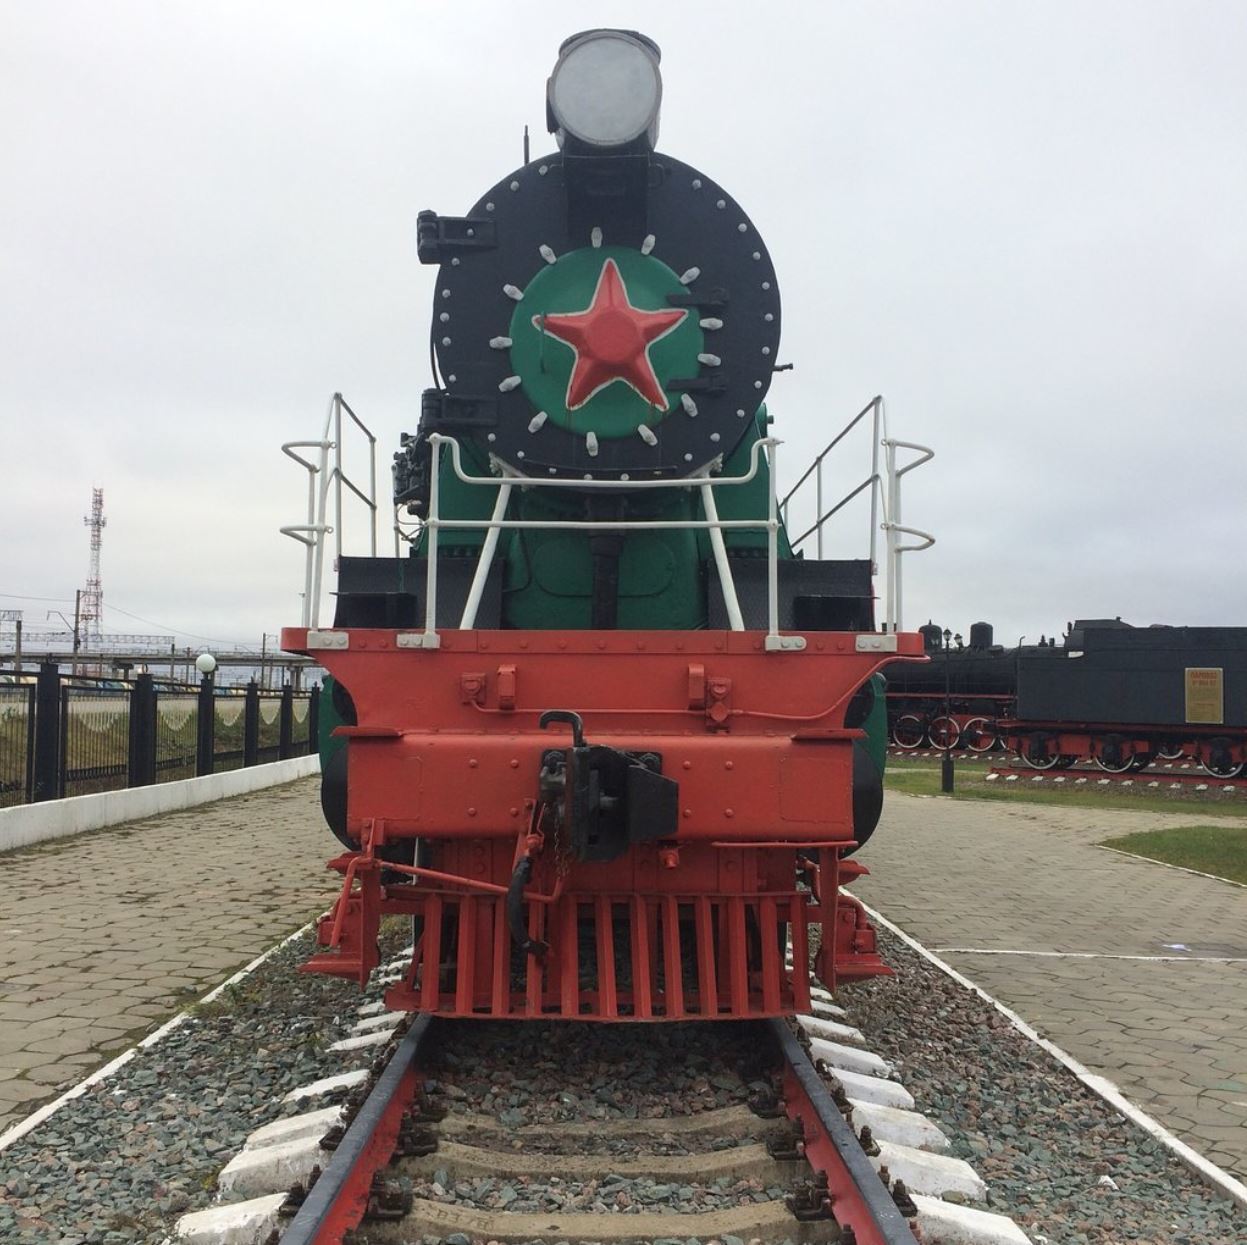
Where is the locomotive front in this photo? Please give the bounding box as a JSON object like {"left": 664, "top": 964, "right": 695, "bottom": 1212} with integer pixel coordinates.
{"left": 281, "top": 30, "right": 924, "bottom": 1020}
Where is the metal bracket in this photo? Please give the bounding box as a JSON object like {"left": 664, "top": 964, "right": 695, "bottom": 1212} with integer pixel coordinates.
{"left": 307, "top": 631, "right": 349, "bottom": 650}
{"left": 765, "top": 635, "right": 807, "bottom": 652}
{"left": 396, "top": 632, "right": 441, "bottom": 650}
{"left": 416, "top": 210, "right": 498, "bottom": 263}
{"left": 421, "top": 389, "right": 499, "bottom": 430}
{"left": 855, "top": 634, "right": 898, "bottom": 654}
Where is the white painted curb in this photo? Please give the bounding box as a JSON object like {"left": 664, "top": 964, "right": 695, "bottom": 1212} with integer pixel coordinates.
{"left": 0, "top": 754, "right": 321, "bottom": 853}
{"left": 859, "top": 899, "right": 1247, "bottom": 1211}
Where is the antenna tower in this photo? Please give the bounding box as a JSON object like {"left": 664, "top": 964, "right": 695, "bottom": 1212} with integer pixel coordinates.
{"left": 81, "top": 487, "right": 106, "bottom": 647}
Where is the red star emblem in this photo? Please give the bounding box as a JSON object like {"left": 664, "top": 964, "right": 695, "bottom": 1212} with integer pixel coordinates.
{"left": 535, "top": 258, "right": 688, "bottom": 410}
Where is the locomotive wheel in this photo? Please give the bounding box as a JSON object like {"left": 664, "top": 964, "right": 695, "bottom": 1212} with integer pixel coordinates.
{"left": 962, "top": 716, "right": 999, "bottom": 753}
{"left": 1093, "top": 753, "right": 1135, "bottom": 774}
{"left": 1053, "top": 754, "right": 1079, "bottom": 769}
{"left": 1157, "top": 744, "right": 1186, "bottom": 761}
{"left": 928, "top": 715, "right": 960, "bottom": 749}
{"left": 892, "top": 714, "right": 926, "bottom": 748}
{"left": 1128, "top": 752, "right": 1157, "bottom": 772}
{"left": 1020, "top": 740, "right": 1060, "bottom": 770}
{"left": 1201, "top": 758, "right": 1245, "bottom": 779}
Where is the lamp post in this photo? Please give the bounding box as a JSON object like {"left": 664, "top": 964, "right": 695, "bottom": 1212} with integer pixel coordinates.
{"left": 941, "top": 627, "right": 961, "bottom": 793}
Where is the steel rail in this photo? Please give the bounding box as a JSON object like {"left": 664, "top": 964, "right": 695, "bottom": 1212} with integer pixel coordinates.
{"left": 767, "top": 1018, "right": 917, "bottom": 1245}
{"left": 279, "top": 1014, "right": 434, "bottom": 1245}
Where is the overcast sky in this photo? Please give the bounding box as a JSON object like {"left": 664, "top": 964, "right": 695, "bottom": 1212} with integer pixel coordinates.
{"left": 3, "top": 2, "right": 1245, "bottom": 654}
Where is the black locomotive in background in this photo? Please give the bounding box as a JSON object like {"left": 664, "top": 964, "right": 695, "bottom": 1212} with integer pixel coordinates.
{"left": 886, "top": 619, "right": 1247, "bottom": 778}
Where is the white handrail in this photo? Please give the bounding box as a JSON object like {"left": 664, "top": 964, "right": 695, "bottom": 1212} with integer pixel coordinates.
{"left": 416, "top": 433, "right": 787, "bottom": 650}
{"left": 280, "top": 394, "right": 382, "bottom": 628}
{"left": 780, "top": 397, "right": 934, "bottom": 633}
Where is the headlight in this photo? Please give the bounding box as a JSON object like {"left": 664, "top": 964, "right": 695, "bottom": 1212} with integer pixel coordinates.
{"left": 547, "top": 29, "right": 662, "bottom": 151}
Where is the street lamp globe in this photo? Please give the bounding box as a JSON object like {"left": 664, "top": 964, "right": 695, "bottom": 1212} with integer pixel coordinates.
{"left": 195, "top": 652, "right": 217, "bottom": 676}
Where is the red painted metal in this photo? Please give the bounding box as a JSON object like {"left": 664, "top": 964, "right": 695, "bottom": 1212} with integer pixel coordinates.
{"left": 287, "top": 626, "right": 921, "bottom": 1018}
{"left": 304, "top": 1039, "right": 423, "bottom": 1242}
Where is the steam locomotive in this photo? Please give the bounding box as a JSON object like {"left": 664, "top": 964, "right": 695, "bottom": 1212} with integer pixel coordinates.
{"left": 281, "top": 30, "right": 924, "bottom": 1021}
{"left": 887, "top": 619, "right": 1247, "bottom": 777}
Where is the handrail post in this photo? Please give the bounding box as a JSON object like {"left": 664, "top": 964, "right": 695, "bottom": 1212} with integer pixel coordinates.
{"left": 700, "top": 479, "right": 745, "bottom": 631}
{"left": 767, "top": 440, "right": 780, "bottom": 640}
{"left": 459, "top": 479, "right": 514, "bottom": 629}
{"left": 333, "top": 394, "right": 345, "bottom": 567}
{"left": 868, "top": 398, "right": 881, "bottom": 575}
{"left": 422, "top": 437, "right": 442, "bottom": 647}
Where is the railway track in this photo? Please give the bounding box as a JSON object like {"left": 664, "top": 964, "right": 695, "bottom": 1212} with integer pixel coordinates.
{"left": 176, "top": 951, "right": 1032, "bottom": 1245}
{"left": 985, "top": 765, "right": 1247, "bottom": 791}
{"left": 890, "top": 747, "right": 1247, "bottom": 788}
{"left": 270, "top": 1015, "right": 917, "bottom": 1245}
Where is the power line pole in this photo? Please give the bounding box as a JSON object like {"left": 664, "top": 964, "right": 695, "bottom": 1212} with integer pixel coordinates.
{"left": 72, "top": 590, "right": 82, "bottom": 677}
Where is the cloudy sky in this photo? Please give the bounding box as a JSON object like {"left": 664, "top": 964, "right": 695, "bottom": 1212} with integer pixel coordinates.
{"left": 3, "top": 2, "right": 1244, "bottom": 656}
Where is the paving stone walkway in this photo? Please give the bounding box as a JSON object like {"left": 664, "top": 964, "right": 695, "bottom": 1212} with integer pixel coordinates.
{"left": 0, "top": 778, "right": 338, "bottom": 1136}
{"left": 852, "top": 790, "right": 1247, "bottom": 1181}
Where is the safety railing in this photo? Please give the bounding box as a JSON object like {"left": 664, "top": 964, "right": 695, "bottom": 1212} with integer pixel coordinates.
{"left": 409, "top": 433, "right": 802, "bottom": 650}
{"left": 0, "top": 666, "right": 318, "bottom": 804}
{"left": 281, "top": 393, "right": 384, "bottom": 629}
{"left": 779, "top": 396, "right": 934, "bottom": 632}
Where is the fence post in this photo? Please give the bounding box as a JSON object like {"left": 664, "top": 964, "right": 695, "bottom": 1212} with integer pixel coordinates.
{"left": 32, "top": 662, "right": 61, "bottom": 803}
{"left": 307, "top": 685, "right": 320, "bottom": 758}
{"left": 279, "top": 684, "right": 294, "bottom": 759}
{"left": 244, "top": 680, "right": 260, "bottom": 767}
{"left": 196, "top": 673, "right": 215, "bottom": 776}
{"left": 127, "top": 673, "right": 157, "bottom": 787}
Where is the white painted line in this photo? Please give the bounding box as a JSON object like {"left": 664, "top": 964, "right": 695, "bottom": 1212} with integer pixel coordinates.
{"left": 0, "top": 920, "right": 317, "bottom": 1154}
{"left": 1096, "top": 844, "right": 1247, "bottom": 891}
{"left": 931, "top": 948, "right": 1247, "bottom": 964}
{"left": 860, "top": 900, "right": 1247, "bottom": 1211}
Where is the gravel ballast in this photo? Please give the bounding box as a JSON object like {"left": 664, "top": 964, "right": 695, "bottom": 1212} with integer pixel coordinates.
{"left": 837, "top": 926, "right": 1245, "bottom": 1244}
{"left": 0, "top": 926, "right": 403, "bottom": 1245}
{"left": 1, "top": 911, "right": 1243, "bottom": 1244}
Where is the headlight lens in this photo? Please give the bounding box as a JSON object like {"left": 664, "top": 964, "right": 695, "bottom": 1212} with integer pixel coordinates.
{"left": 549, "top": 31, "right": 662, "bottom": 149}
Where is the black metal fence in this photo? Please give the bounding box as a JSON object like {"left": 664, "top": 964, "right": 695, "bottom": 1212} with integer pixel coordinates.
{"left": 0, "top": 664, "right": 319, "bottom": 808}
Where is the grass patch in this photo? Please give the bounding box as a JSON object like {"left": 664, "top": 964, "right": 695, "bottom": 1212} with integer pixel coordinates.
{"left": 885, "top": 760, "right": 1247, "bottom": 820}
{"left": 1100, "top": 824, "right": 1247, "bottom": 884}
